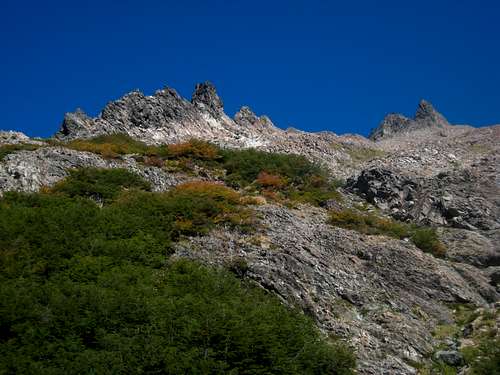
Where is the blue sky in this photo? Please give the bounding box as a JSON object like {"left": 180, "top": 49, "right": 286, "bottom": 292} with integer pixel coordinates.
{"left": 1, "top": 0, "right": 499, "bottom": 137}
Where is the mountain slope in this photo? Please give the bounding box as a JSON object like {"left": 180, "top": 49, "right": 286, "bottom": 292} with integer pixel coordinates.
{"left": 0, "top": 82, "right": 499, "bottom": 374}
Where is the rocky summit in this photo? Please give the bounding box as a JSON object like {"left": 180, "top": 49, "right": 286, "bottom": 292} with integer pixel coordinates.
{"left": 1, "top": 82, "right": 499, "bottom": 374}
{"left": 368, "top": 100, "right": 451, "bottom": 141}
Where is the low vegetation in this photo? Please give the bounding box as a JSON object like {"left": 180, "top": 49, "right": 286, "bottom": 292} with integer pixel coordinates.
{"left": 0, "top": 168, "right": 356, "bottom": 374}
{"left": 425, "top": 305, "right": 499, "bottom": 375}
{"left": 328, "top": 209, "right": 446, "bottom": 257}
{"left": 62, "top": 135, "right": 344, "bottom": 207}
{"left": 331, "top": 143, "right": 387, "bottom": 163}
{"left": 50, "top": 168, "right": 151, "bottom": 203}
{"left": 0, "top": 143, "right": 41, "bottom": 161}
{"left": 220, "top": 147, "right": 343, "bottom": 206}
{"left": 63, "top": 133, "right": 158, "bottom": 158}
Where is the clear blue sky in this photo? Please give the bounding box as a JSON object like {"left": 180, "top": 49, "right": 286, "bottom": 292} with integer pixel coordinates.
{"left": 1, "top": 0, "right": 499, "bottom": 138}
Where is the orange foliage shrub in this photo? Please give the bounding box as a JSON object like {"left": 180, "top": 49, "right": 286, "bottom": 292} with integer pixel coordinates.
{"left": 167, "top": 139, "right": 219, "bottom": 160}
{"left": 256, "top": 171, "right": 286, "bottom": 188}
{"left": 172, "top": 181, "right": 241, "bottom": 204}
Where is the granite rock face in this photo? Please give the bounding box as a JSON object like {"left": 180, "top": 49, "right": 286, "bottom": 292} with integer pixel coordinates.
{"left": 347, "top": 168, "right": 499, "bottom": 232}
{"left": 174, "top": 204, "right": 497, "bottom": 374}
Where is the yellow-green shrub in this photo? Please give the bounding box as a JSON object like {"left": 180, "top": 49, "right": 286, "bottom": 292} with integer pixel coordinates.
{"left": 329, "top": 209, "right": 446, "bottom": 257}
{"left": 65, "top": 134, "right": 153, "bottom": 158}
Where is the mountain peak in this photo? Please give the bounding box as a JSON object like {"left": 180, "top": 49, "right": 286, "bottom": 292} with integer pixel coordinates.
{"left": 415, "top": 99, "right": 449, "bottom": 127}
{"left": 369, "top": 100, "right": 450, "bottom": 141}
{"left": 55, "top": 82, "right": 283, "bottom": 145}
{"left": 234, "top": 106, "right": 258, "bottom": 125}
{"left": 191, "top": 81, "right": 224, "bottom": 118}
{"left": 59, "top": 108, "right": 93, "bottom": 137}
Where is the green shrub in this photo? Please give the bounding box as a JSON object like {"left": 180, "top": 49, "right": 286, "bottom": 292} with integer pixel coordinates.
{"left": 0, "top": 259, "right": 355, "bottom": 374}
{"left": 328, "top": 209, "right": 446, "bottom": 257}
{"left": 0, "top": 177, "right": 356, "bottom": 374}
{"left": 288, "top": 187, "right": 343, "bottom": 206}
{"left": 165, "top": 181, "right": 255, "bottom": 235}
{"left": 51, "top": 168, "right": 151, "bottom": 203}
{"left": 462, "top": 337, "right": 500, "bottom": 374}
{"left": 0, "top": 172, "right": 253, "bottom": 278}
{"left": 220, "top": 148, "right": 341, "bottom": 206}
{"left": 411, "top": 228, "right": 447, "bottom": 258}
{"left": 60, "top": 137, "right": 343, "bottom": 206}
{"left": 221, "top": 148, "right": 325, "bottom": 187}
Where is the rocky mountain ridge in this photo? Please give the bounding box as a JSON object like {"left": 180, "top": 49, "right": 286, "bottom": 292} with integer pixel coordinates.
{"left": 369, "top": 100, "right": 452, "bottom": 141}
{"left": 56, "top": 82, "right": 282, "bottom": 147}
{"left": 1, "top": 82, "right": 499, "bottom": 374}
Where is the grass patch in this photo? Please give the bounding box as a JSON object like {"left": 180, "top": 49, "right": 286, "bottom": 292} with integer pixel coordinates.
{"left": 461, "top": 337, "right": 500, "bottom": 374}
{"left": 426, "top": 305, "right": 499, "bottom": 374}
{"left": 0, "top": 168, "right": 355, "bottom": 374}
{"left": 65, "top": 136, "right": 221, "bottom": 162}
{"left": 346, "top": 147, "right": 386, "bottom": 162}
{"left": 328, "top": 209, "right": 446, "bottom": 257}
{"left": 469, "top": 143, "right": 492, "bottom": 154}
{"left": 0, "top": 143, "right": 41, "bottom": 161}
{"left": 432, "top": 324, "right": 459, "bottom": 340}
{"left": 331, "top": 143, "right": 387, "bottom": 163}
{"left": 64, "top": 133, "right": 163, "bottom": 158}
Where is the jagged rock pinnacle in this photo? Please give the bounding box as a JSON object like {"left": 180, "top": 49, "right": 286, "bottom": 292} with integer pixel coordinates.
{"left": 234, "top": 106, "right": 258, "bottom": 126}
{"left": 59, "top": 108, "right": 93, "bottom": 137}
{"left": 369, "top": 100, "right": 450, "bottom": 141}
{"left": 191, "top": 81, "right": 224, "bottom": 118}
{"left": 54, "top": 82, "right": 283, "bottom": 145}
{"left": 415, "top": 99, "right": 450, "bottom": 128}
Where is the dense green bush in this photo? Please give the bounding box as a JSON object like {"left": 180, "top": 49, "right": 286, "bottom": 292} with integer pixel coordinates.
{"left": 51, "top": 168, "right": 151, "bottom": 203}
{"left": 221, "top": 148, "right": 324, "bottom": 187}
{"left": 460, "top": 337, "right": 500, "bottom": 374}
{"left": 0, "top": 170, "right": 355, "bottom": 374}
{"left": 166, "top": 139, "right": 221, "bottom": 160}
{"left": 220, "top": 148, "right": 342, "bottom": 205}
{"left": 410, "top": 227, "right": 446, "bottom": 258}
{"left": 0, "top": 258, "right": 355, "bottom": 375}
{"left": 328, "top": 209, "right": 446, "bottom": 257}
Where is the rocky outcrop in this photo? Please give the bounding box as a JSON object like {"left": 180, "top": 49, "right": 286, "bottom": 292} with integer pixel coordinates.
{"left": 191, "top": 81, "right": 224, "bottom": 118}
{"left": 55, "top": 82, "right": 283, "bottom": 147}
{"left": 369, "top": 100, "right": 450, "bottom": 141}
{"left": 174, "top": 204, "right": 498, "bottom": 374}
{"left": 441, "top": 228, "right": 500, "bottom": 268}
{"left": 0, "top": 131, "right": 44, "bottom": 145}
{"left": 0, "top": 147, "right": 188, "bottom": 194}
{"left": 347, "top": 168, "right": 499, "bottom": 232}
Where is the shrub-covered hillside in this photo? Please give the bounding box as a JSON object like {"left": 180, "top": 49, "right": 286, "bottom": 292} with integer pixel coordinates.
{"left": 0, "top": 168, "right": 355, "bottom": 374}
{"left": 60, "top": 135, "right": 344, "bottom": 207}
